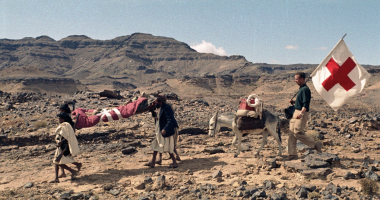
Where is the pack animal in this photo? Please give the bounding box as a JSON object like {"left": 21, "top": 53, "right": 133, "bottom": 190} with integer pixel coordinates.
{"left": 208, "top": 110, "right": 282, "bottom": 157}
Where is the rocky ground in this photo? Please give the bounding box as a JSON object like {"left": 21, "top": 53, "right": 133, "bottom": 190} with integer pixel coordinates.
{"left": 2, "top": 90, "right": 380, "bottom": 200}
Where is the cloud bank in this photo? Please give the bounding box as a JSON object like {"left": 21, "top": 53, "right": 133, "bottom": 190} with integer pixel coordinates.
{"left": 285, "top": 45, "right": 299, "bottom": 50}
{"left": 191, "top": 40, "right": 227, "bottom": 56}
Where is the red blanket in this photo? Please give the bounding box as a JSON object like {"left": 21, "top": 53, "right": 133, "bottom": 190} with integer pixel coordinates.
{"left": 72, "top": 97, "right": 149, "bottom": 128}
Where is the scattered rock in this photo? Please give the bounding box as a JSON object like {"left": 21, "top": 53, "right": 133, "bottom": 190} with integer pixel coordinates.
{"left": 121, "top": 147, "right": 137, "bottom": 155}
{"left": 344, "top": 172, "right": 356, "bottom": 180}
{"left": 138, "top": 196, "right": 150, "bottom": 200}
{"left": 4, "top": 102, "right": 13, "bottom": 110}
{"left": 152, "top": 175, "right": 165, "bottom": 190}
{"left": 54, "top": 191, "right": 73, "bottom": 200}
{"left": 297, "top": 187, "right": 308, "bottom": 198}
{"left": 236, "top": 190, "right": 244, "bottom": 197}
{"left": 266, "top": 158, "right": 278, "bottom": 168}
{"left": 102, "top": 184, "right": 114, "bottom": 191}
{"left": 212, "top": 170, "right": 222, "bottom": 178}
{"left": 70, "top": 193, "right": 84, "bottom": 200}
{"left": 203, "top": 147, "right": 225, "bottom": 154}
{"left": 144, "top": 176, "right": 153, "bottom": 184}
{"left": 24, "top": 182, "right": 33, "bottom": 188}
{"left": 271, "top": 192, "right": 286, "bottom": 200}
{"left": 186, "top": 169, "right": 193, "bottom": 175}
{"left": 109, "top": 188, "right": 120, "bottom": 196}
{"left": 264, "top": 180, "right": 275, "bottom": 189}
{"left": 252, "top": 190, "right": 266, "bottom": 198}
{"left": 135, "top": 183, "right": 145, "bottom": 190}
{"left": 99, "top": 90, "right": 123, "bottom": 99}
{"left": 365, "top": 171, "right": 380, "bottom": 181}
{"left": 348, "top": 117, "right": 359, "bottom": 124}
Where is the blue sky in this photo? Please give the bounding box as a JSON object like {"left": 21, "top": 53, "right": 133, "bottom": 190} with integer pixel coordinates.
{"left": 1, "top": 0, "right": 379, "bottom": 65}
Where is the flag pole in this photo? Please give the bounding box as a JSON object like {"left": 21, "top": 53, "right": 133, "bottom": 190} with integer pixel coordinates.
{"left": 310, "top": 33, "right": 347, "bottom": 77}
{"left": 290, "top": 34, "right": 347, "bottom": 100}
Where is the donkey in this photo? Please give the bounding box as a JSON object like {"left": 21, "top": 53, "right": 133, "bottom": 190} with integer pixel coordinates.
{"left": 209, "top": 110, "right": 282, "bottom": 157}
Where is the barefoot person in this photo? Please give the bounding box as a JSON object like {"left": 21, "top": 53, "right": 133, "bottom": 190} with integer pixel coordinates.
{"left": 151, "top": 108, "right": 181, "bottom": 165}
{"left": 57, "top": 103, "right": 74, "bottom": 177}
{"left": 145, "top": 94, "right": 179, "bottom": 168}
{"left": 51, "top": 113, "right": 82, "bottom": 183}
{"left": 155, "top": 131, "right": 181, "bottom": 165}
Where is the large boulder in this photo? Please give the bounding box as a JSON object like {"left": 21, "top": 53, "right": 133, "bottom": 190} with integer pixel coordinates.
{"left": 99, "top": 90, "right": 123, "bottom": 99}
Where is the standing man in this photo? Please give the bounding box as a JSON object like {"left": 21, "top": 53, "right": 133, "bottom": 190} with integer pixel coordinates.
{"left": 288, "top": 72, "right": 322, "bottom": 160}
{"left": 144, "top": 94, "right": 180, "bottom": 168}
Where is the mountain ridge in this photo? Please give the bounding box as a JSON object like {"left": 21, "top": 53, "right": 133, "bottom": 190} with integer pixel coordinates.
{"left": 0, "top": 33, "right": 378, "bottom": 94}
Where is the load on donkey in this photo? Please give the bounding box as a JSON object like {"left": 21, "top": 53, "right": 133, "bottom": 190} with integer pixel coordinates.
{"left": 209, "top": 94, "right": 282, "bottom": 157}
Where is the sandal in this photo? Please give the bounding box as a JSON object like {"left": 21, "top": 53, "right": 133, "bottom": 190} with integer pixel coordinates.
{"left": 49, "top": 179, "right": 60, "bottom": 183}
{"left": 175, "top": 156, "right": 181, "bottom": 161}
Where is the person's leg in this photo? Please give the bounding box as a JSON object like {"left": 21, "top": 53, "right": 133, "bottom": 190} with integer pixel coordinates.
{"left": 60, "top": 164, "right": 78, "bottom": 179}
{"left": 52, "top": 164, "right": 60, "bottom": 183}
{"left": 156, "top": 153, "right": 162, "bottom": 165}
{"left": 288, "top": 116, "right": 298, "bottom": 157}
{"left": 293, "top": 112, "right": 320, "bottom": 151}
{"left": 173, "top": 129, "right": 181, "bottom": 161}
{"left": 168, "top": 153, "right": 178, "bottom": 168}
{"left": 174, "top": 148, "right": 181, "bottom": 161}
{"left": 58, "top": 166, "right": 66, "bottom": 178}
{"left": 73, "top": 162, "right": 82, "bottom": 171}
{"left": 144, "top": 151, "right": 157, "bottom": 168}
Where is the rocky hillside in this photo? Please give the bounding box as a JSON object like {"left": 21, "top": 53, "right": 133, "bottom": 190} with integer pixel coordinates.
{"left": 1, "top": 33, "right": 379, "bottom": 95}
{"left": 0, "top": 33, "right": 251, "bottom": 92}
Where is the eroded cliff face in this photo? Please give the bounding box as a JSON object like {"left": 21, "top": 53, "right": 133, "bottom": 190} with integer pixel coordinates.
{"left": 0, "top": 33, "right": 257, "bottom": 93}
{"left": 1, "top": 33, "right": 377, "bottom": 94}
{"left": 0, "top": 77, "right": 85, "bottom": 94}
{"left": 0, "top": 34, "right": 251, "bottom": 76}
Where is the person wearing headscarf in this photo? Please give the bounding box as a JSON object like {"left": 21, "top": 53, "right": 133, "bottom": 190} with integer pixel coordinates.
{"left": 144, "top": 94, "right": 180, "bottom": 168}
{"left": 59, "top": 104, "right": 71, "bottom": 114}
{"left": 51, "top": 112, "right": 81, "bottom": 183}
{"left": 58, "top": 104, "right": 78, "bottom": 177}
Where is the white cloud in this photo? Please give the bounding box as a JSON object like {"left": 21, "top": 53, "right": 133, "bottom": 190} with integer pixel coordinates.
{"left": 318, "top": 46, "right": 327, "bottom": 50}
{"left": 285, "top": 45, "right": 299, "bottom": 50}
{"left": 190, "top": 40, "right": 227, "bottom": 56}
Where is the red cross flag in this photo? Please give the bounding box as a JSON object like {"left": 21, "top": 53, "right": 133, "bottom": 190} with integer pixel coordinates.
{"left": 311, "top": 38, "right": 370, "bottom": 111}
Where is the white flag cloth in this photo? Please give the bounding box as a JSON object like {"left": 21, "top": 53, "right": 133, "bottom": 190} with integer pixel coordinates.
{"left": 311, "top": 39, "right": 370, "bottom": 111}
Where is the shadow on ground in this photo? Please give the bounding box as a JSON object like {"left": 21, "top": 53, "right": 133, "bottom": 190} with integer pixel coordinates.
{"left": 74, "top": 156, "right": 227, "bottom": 184}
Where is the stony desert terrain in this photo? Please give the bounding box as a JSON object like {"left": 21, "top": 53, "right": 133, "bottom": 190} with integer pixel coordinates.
{"left": 2, "top": 75, "right": 380, "bottom": 200}
{"left": 2, "top": 33, "right": 380, "bottom": 200}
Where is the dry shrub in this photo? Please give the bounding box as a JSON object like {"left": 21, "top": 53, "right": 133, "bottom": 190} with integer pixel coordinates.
{"left": 360, "top": 178, "right": 379, "bottom": 195}
{"left": 34, "top": 120, "right": 48, "bottom": 129}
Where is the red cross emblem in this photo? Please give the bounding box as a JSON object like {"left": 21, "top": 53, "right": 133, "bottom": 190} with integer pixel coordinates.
{"left": 322, "top": 57, "right": 357, "bottom": 91}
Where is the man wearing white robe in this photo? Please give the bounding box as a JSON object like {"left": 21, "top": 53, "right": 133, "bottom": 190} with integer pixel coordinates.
{"left": 51, "top": 113, "right": 82, "bottom": 183}
{"left": 145, "top": 94, "right": 179, "bottom": 168}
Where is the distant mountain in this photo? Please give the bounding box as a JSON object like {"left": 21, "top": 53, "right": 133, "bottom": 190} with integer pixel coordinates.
{"left": 0, "top": 33, "right": 252, "bottom": 84}
{"left": 0, "top": 33, "right": 378, "bottom": 94}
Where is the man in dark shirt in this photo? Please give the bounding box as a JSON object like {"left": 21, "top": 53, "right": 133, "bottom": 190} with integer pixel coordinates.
{"left": 288, "top": 72, "right": 322, "bottom": 160}
{"left": 144, "top": 94, "right": 180, "bottom": 168}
